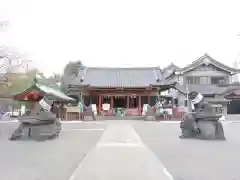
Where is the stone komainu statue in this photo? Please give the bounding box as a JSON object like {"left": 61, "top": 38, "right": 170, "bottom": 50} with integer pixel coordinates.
{"left": 179, "top": 91, "right": 226, "bottom": 140}
{"left": 9, "top": 102, "right": 62, "bottom": 141}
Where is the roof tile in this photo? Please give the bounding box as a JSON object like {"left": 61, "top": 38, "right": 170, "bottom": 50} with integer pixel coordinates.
{"left": 72, "top": 67, "right": 164, "bottom": 88}
{"left": 176, "top": 84, "right": 227, "bottom": 95}
{"left": 176, "top": 53, "right": 239, "bottom": 74}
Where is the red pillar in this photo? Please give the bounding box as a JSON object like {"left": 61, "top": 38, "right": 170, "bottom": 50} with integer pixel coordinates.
{"left": 110, "top": 96, "right": 114, "bottom": 108}
{"left": 30, "top": 102, "right": 37, "bottom": 115}
{"left": 138, "top": 95, "right": 142, "bottom": 114}
{"left": 98, "top": 95, "right": 102, "bottom": 114}
{"left": 148, "top": 92, "right": 150, "bottom": 104}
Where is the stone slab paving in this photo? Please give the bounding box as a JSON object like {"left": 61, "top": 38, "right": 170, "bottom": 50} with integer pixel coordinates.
{"left": 0, "top": 122, "right": 105, "bottom": 180}
{"left": 1, "top": 120, "right": 240, "bottom": 180}
{"left": 133, "top": 121, "right": 240, "bottom": 180}
{"left": 70, "top": 123, "right": 173, "bottom": 180}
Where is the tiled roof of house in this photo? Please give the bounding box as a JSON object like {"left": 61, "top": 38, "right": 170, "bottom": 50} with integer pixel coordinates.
{"left": 176, "top": 53, "right": 240, "bottom": 74}
{"left": 162, "top": 63, "right": 180, "bottom": 79}
{"left": 70, "top": 67, "right": 176, "bottom": 88}
{"left": 218, "top": 84, "right": 240, "bottom": 95}
{"left": 175, "top": 84, "right": 228, "bottom": 95}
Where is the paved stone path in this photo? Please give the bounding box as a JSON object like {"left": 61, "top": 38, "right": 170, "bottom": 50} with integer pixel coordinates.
{"left": 70, "top": 123, "right": 173, "bottom": 180}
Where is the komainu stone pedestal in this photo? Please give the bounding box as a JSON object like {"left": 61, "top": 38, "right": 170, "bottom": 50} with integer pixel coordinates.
{"left": 197, "top": 121, "right": 216, "bottom": 140}
{"left": 179, "top": 115, "right": 226, "bottom": 140}
{"left": 9, "top": 112, "right": 61, "bottom": 141}
{"left": 179, "top": 91, "right": 226, "bottom": 141}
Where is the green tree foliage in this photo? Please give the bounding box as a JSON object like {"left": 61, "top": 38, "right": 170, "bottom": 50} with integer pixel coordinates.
{"left": 61, "top": 60, "right": 84, "bottom": 93}
{"left": 47, "top": 73, "right": 61, "bottom": 85}
{"left": 63, "top": 60, "right": 83, "bottom": 76}
{"left": 0, "top": 68, "right": 42, "bottom": 96}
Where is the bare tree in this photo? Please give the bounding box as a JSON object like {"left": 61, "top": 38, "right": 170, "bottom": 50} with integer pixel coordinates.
{"left": 0, "top": 21, "right": 29, "bottom": 87}
{"left": 0, "top": 21, "right": 11, "bottom": 86}
{"left": 0, "top": 47, "right": 29, "bottom": 87}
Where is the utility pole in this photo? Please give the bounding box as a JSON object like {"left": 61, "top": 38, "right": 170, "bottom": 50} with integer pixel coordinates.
{"left": 185, "top": 83, "right": 192, "bottom": 112}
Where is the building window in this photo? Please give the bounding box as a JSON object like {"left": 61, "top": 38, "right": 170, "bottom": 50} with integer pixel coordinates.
{"left": 186, "top": 76, "right": 209, "bottom": 84}
{"left": 200, "top": 76, "right": 208, "bottom": 84}
{"left": 210, "top": 77, "right": 226, "bottom": 85}
{"left": 187, "top": 76, "right": 194, "bottom": 84}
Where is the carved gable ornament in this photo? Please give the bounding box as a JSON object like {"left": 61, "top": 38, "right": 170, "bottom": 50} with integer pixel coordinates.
{"left": 203, "top": 58, "right": 210, "bottom": 66}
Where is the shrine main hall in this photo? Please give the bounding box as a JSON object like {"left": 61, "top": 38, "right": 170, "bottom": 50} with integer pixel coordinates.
{"left": 66, "top": 66, "right": 176, "bottom": 115}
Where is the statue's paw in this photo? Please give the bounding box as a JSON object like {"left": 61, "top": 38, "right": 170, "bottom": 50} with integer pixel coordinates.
{"left": 179, "top": 135, "right": 187, "bottom": 139}
{"left": 216, "top": 136, "right": 226, "bottom": 140}
{"left": 9, "top": 135, "right": 19, "bottom": 141}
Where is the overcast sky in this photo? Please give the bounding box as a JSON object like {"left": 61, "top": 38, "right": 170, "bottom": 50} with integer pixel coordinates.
{"left": 1, "top": 0, "right": 240, "bottom": 76}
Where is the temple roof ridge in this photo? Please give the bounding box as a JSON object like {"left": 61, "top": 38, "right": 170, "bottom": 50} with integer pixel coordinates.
{"left": 176, "top": 53, "right": 240, "bottom": 74}
{"left": 85, "top": 66, "right": 160, "bottom": 70}
{"left": 69, "top": 65, "right": 173, "bottom": 88}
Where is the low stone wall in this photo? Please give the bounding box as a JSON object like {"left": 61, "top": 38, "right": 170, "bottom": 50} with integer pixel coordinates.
{"left": 83, "top": 116, "right": 183, "bottom": 121}
{"left": 95, "top": 116, "right": 144, "bottom": 120}
{"left": 226, "top": 114, "right": 240, "bottom": 121}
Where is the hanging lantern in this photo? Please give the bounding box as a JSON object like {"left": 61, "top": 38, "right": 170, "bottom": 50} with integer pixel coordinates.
{"left": 24, "top": 96, "right": 28, "bottom": 101}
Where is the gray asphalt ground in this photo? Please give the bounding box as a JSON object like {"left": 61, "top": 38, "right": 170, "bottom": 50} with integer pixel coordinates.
{"left": 0, "top": 120, "right": 240, "bottom": 180}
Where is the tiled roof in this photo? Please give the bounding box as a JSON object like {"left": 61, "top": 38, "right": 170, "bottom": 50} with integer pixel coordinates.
{"left": 35, "top": 83, "right": 74, "bottom": 101}
{"left": 219, "top": 84, "right": 240, "bottom": 95}
{"left": 37, "top": 77, "right": 61, "bottom": 90}
{"left": 175, "top": 84, "right": 228, "bottom": 95}
{"left": 162, "top": 63, "right": 180, "bottom": 72}
{"left": 13, "top": 80, "right": 75, "bottom": 102}
{"left": 176, "top": 53, "right": 240, "bottom": 74}
{"left": 71, "top": 67, "right": 166, "bottom": 88}
{"left": 162, "top": 63, "right": 180, "bottom": 79}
